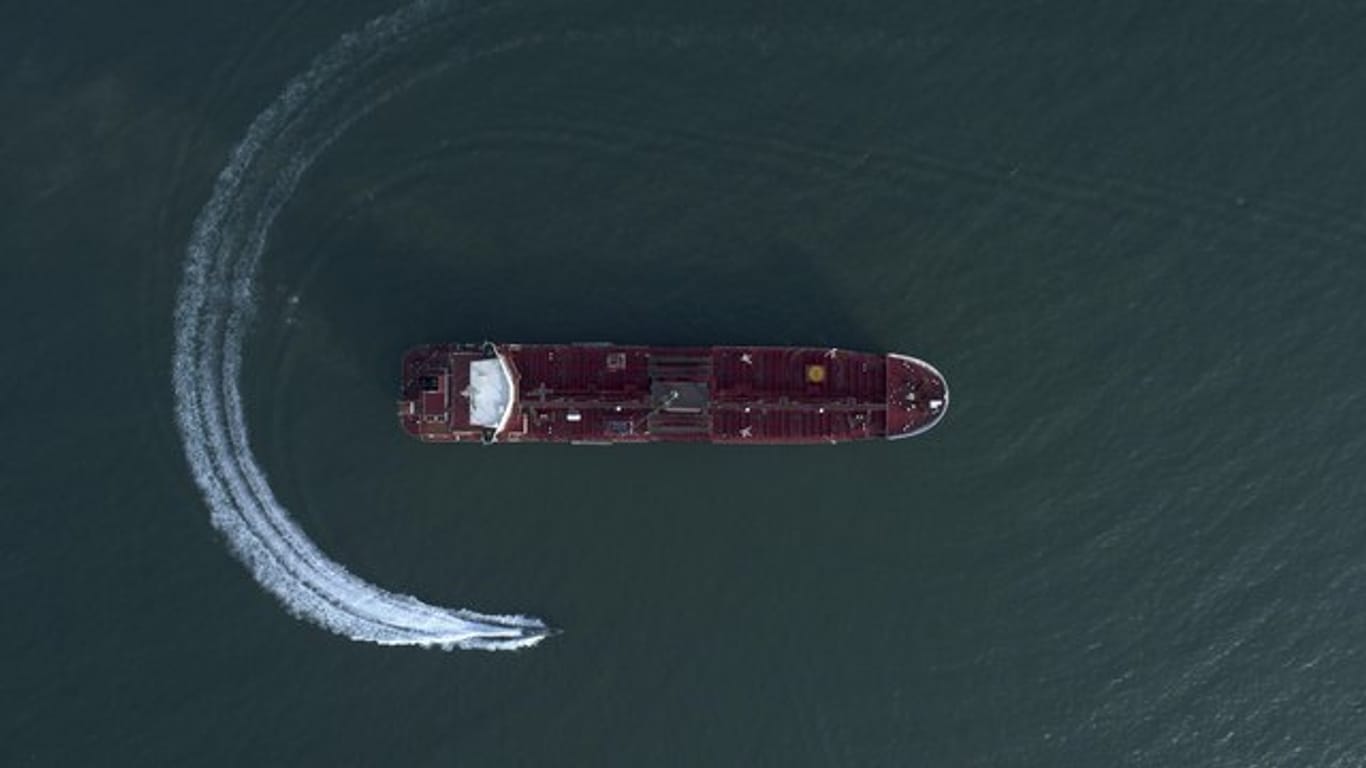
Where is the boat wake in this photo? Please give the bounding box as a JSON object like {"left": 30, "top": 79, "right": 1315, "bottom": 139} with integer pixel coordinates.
{"left": 171, "top": 0, "right": 548, "bottom": 650}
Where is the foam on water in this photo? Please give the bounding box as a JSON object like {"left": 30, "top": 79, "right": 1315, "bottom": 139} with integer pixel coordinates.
{"left": 171, "top": 0, "right": 548, "bottom": 650}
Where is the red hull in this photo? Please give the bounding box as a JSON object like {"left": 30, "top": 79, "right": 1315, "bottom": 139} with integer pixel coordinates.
{"left": 398, "top": 343, "right": 948, "bottom": 444}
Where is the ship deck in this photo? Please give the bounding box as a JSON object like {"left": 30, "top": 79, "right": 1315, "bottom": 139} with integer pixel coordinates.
{"left": 398, "top": 343, "right": 946, "bottom": 444}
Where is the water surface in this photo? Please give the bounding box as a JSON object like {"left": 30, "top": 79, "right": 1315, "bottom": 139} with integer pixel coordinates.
{"left": 4, "top": 0, "right": 1366, "bottom": 764}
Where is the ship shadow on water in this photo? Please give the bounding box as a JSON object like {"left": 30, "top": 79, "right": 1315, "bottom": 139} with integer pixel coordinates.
{"left": 258, "top": 180, "right": 889, "bottom": 409}
{"left": 374, "top": 239, "right": 879, "bottom": 389}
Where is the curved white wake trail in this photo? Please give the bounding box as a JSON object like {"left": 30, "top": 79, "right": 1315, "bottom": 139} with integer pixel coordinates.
{"left": 172, "top": 0, "right": 548, "bottom": 650}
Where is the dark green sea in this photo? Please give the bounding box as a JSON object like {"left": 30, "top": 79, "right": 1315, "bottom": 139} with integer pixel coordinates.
{"left": 5, "top": 0, "right": 1366, "bottom": 764}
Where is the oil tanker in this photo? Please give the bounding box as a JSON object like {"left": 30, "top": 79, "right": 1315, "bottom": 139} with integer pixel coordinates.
{"left": 398, "top": 343, "right": 947, "bottom": 445}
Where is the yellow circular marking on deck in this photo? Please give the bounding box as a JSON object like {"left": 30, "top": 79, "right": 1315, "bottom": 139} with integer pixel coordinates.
{"left": 806, "top": 364, "right": 827, "bottom": 384}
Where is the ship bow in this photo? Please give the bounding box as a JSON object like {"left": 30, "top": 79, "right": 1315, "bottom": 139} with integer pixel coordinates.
{"left": 884, "top": 353, "right": 948, "bottom": 439}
